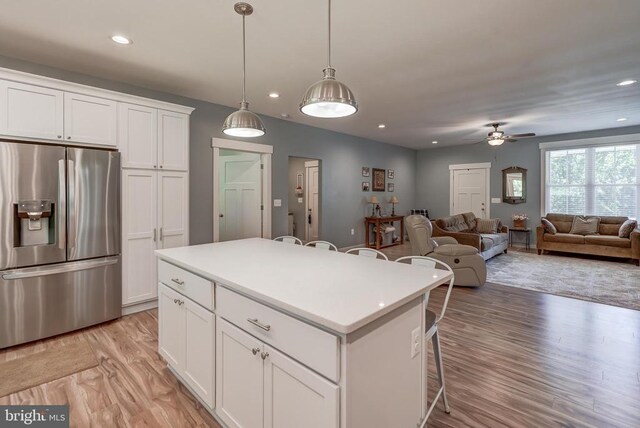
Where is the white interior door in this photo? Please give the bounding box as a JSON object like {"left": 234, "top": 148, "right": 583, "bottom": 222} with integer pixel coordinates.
{"left": 452, "top": 168, "right": 488, "bottom": 218}
{"left": 219, "top": 151, "right": 262, "bottom": 242}
{"left": 305, "top": 161, "right": 320, "bottom": 242}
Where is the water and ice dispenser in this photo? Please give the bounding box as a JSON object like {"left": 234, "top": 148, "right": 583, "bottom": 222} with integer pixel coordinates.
{"left": 15, "top": 200, "right": 55, "bottom": 247}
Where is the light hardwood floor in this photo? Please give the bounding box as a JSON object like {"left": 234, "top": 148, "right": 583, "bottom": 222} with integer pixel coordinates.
{"left": 1, "top": 274, "right": 639, "bottom": 427}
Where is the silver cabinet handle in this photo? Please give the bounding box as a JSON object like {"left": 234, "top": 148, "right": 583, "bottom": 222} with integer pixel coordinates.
{"left": 247, "top": 318, "right": 271, "bottom": 332}
{"left": 171, "top": 278, "right": 184, "bottom": 286}
{"left": 179, "top": 300, "right": 184, "bottom": 306}
{"left": 251, "top": 347, "right": 260, "bottom": 355}
{"left": 261, "top": 351, "right": 269, "bottom": 360}
{"left": 153, "top": 228, "right": 157, "bottom": 242}
{"left": 160, "top": 227, "right": 163, "bottom": 241}
{"left": 173, "top": 299, "right": 178, "bottom": 304}
{"left": 57, "top": 135, "right": 62, "bottom": 139}
{"left": 67, "top": 136, "right": 71, "bottom": 140}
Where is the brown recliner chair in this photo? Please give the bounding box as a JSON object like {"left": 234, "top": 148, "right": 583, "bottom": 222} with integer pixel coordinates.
{"left": 405, "top": 215, "right": 487, "bottom": 287}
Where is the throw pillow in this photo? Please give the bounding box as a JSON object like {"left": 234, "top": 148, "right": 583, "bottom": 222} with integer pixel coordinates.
{"left": 541, "top": 218, "right": 557, "bottom": 234}
{"left": 476, "top": 218, "right": 499, "bottom": 234}
{"left": 618, "top": 219, "right": 637, "bottom": 238}
{"left": 569, "top": 216, "right": 600, "bottom": 236}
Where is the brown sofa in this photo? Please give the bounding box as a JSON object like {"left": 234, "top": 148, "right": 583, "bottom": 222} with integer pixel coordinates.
{"left": 432, "top": 212, "right": 509, "bottom": 260}
{"left": 537, "top": 213, "right": 640, "bottom": 265}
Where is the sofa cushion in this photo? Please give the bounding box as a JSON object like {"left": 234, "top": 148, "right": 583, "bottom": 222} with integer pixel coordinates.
{"left": 481, "top": 237, "right": 493, "bottom": 251}
{"left": 584, "top": 235, "right": 631, "bottom": 248}
{"left": 541, "top": 218, "right": 557, "bottom": 234}
{"left": 618, "top": 219, "right": 637, "bottom": 238}
{"left": 481, "top": 233, "right": 508, "bottom": 245}
{"left": 437, "top": 214, "right": 470, "bottom": 232}
{"left": 569, "top": 216, "right": 600, "bottom": 235}
{"left": 544, "top": 233, "right": 585, "bottom": 244}
{"left": 462, "top": 212, "right": 477, "bottom": 231}
{"left": 476, "top": 218, "right": 499, "bottom": 234}
{"left": 597, "top": 215, "right": 630, "bottom": 236}
{"left": 545, "top": 213, "right": 574, "bottom": 233}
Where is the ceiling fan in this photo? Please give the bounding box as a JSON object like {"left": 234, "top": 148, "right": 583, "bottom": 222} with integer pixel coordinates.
{"left": 485, "top": 123, "right": 536, "bottom": 146}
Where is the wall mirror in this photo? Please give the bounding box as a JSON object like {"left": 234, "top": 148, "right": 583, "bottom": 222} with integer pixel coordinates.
{"left": 502, "top": 167, "right": 527, "bottom": 204}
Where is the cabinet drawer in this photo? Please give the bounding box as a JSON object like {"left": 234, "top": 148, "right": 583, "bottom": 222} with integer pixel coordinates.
{"left": 216, "top": 286, "right": 340, "bottom": 382}
{"left": 158, "top": 260, "right": 214, "bottom": 311}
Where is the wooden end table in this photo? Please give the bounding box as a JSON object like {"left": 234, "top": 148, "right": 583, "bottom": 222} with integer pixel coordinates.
{"left": 364, "top": 216, "right": 405, "bottom": 250}
{"left": 509, "top": 227, "right": 531, "bottom": 250}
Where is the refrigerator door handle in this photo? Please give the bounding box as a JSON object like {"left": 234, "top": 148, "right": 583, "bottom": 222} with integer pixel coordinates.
{"left": 58, "top": 159, "right": 66, "bottom": 250}
{"left": 1, "top": 256, "right": 119, "bottom": 280}
{"left": 67, "top": 159, "right": 76, "bottom": 251}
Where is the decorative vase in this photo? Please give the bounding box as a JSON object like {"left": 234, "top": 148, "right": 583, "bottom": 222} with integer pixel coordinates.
{"left": 513, "top": 219, "right": 526, "bottom": 228}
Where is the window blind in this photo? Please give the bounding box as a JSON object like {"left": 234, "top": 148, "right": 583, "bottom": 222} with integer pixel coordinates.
{"left": 544, "top": 143, "right": 639, "bottom": 219}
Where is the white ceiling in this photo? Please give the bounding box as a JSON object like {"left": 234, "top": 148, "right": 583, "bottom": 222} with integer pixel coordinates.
{"left": 0, "top": 0, "right": 639, "bottom": 149}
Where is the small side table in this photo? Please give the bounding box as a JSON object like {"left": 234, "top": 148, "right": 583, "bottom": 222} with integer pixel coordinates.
{"left": 364, "top": 216, "right": 405, "bottom": 250}
{"left": 509, "top": 227, "right": 531, "bottom": 250}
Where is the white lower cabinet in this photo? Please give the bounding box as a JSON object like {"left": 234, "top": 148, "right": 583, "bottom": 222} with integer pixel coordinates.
{"left": 216, "top": 318, "right": 339, "bottom": 428}
{"left": 158, "top": 283, "right": 214, "bottom": 409}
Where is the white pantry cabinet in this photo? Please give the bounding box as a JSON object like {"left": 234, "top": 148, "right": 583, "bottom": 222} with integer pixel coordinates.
{"left": 216, "top": 318, "right": 339, "bottom": 428}
{"left": 63, "top": 92, "right": 117, "bottom": 146}
{"left": 158, "top": 283, "right": 214, "bottom": 409}
{"left": 0, "top": 80, "right": 64, "bottom": 141}
{"left": 158, "top": 109, "right": 189, "bottom": 171}
{"left": 118, "top": 103, "right": 158, "bottom": 168}
{"left": 122, "top": 170, "right": 188, "bottom": 306}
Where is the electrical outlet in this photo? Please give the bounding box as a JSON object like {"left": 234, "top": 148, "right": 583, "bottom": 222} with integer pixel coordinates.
{"left": 410, "top": 327, "right": 421, "bottom": 359}
{"left": 351, "top": 228, "right": 355, "bottom": 235}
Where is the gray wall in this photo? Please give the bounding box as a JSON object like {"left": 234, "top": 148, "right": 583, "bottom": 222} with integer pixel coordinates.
{"left": 416, "top": 125, "right": 640, "bottom": 243}
{"left": 0, "top": 55, "right": 416, "bottom": 248}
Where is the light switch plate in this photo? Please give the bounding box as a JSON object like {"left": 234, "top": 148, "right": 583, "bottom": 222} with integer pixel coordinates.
{"left": 273, "top": 199, "right": 282, "bottom": 207}
{"left": 298, "top": 197, "right": 303, "bottom": 203}
{"left": 491, "top": 197, "right": 501, "bottom": 203}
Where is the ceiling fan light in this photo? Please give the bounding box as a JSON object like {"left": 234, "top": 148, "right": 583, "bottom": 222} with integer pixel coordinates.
{"left": 222, "top": 101, "right": 265, "bottom": 138}
{"left": 300, "top": 68, "right": 358, "bottom": 118}
{"left": 488, "top": 138, "right": 504, "bottom": 146}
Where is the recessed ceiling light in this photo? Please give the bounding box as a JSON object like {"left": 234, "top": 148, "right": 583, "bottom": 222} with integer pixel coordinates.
{"left": 378, "top": 124, "right": 386, "bottom": 129}
{"left": 617, "top": 117, "right": 628, "bottom": 122}
{"left": 269, "top": 92, "right": 280, "bottom": 98}
{"left": 616, "top": 80, "right": 637, "bottom": 87}
{"left": 111, "top": 35, "right": 132, "bottom": 45}
{"left": 432, "top": 141, "right": 438, "bottom": 144}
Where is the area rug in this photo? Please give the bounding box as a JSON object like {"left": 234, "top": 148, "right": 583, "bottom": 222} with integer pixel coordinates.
{"left": 0, "top": 338, "right": 98, "bottom": 397}
{"left": 486, "top": 251, "right": 640, "bottom": 311}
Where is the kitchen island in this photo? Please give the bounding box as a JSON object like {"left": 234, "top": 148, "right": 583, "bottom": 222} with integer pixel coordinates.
{"left": 155, "top": 238, "right": 452, "bottom": 428}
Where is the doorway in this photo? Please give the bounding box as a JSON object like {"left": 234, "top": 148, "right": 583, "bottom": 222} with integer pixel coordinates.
{"left": 288, "top": 157, "right": 321, "bottom": 242}
{"left": 449, "top": 163, "right": 491, "bottom": 219}
{"left": 212, "top": 138, "right": 272, "bottom": 242}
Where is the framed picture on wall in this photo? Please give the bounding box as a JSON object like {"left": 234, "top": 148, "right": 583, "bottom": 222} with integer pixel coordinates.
{"left": 388, "top": 183, "right": 394, "bottom": 192}
{"left": 388, "top": 170, "right": 394, "bottom": 179}
{"left": 362, "top": 181, "right": 370, "bottom": 192}
{"left": 372, "top": 168, "right": 386, "bottom": 191}
{"left": 362, "top": 167, "right": 370, "bottom": 177}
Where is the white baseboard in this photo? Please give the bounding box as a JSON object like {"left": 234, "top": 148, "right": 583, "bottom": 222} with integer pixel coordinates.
{"left": 122, "top": 299, "right": 158, "bottom": 315}
{"left": 338, "top": 243, "right": 366, "bottom": 252}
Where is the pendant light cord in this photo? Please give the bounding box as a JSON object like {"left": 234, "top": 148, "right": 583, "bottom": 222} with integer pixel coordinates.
{"left": 242, "top": 13, "right": 247, "bottom": 103}
{"left": 327, "top": 0, "right": 332, "bottom": 68}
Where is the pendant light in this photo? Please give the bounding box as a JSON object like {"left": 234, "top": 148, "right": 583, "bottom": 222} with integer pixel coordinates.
{"left": 222, "top": 2, "right": 266, "bottom": 137}
{"left": 300, "top": 0, "right": 358, "bottom": 118}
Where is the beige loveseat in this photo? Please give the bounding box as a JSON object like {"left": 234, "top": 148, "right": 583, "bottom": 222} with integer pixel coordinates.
{"left": 536, "top": 213, "right": 640, "bottom": 265}
{"left": 432, "top": 212, "right": 509, "bottom": 260}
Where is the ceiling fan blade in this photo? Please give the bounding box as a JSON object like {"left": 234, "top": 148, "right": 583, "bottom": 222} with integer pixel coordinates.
{"left": 505, "top": 138, "right": 518, "bottom": 143}
{"left": 508, "top": 133, "right": 536, "bottom": 138}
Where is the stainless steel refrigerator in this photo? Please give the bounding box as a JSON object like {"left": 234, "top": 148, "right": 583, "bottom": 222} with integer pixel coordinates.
{"left": 0, "top": 141, "right": 121, "bottom": 349}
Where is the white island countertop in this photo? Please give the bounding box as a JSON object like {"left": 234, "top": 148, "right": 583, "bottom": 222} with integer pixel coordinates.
{"left": 155, "top": 238, "right": 452, "bottom": 334}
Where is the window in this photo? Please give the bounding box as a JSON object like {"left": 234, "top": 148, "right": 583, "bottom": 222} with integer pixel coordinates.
{"left": 544, "top": 143, "right": 639, "bottom": 219}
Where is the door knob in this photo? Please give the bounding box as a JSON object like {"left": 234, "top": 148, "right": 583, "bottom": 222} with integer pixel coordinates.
{"left": 251, "top": 347, "right": 260, "bottom": 355}
{"left": 261, "top": 351, "right": 269, "bottom": 360}
{"left": 219, "top": 214, "right": 224, "bottom": 218}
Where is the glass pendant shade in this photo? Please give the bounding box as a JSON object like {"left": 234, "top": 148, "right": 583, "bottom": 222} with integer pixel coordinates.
{"left": 223, "top": 101, "right": 265, "bottom": 137}
{"left": 300, "top": 67, "right": 358, "bottom": 118}
{"left": 488, "top": 138, "right": 505, "bottom": 146}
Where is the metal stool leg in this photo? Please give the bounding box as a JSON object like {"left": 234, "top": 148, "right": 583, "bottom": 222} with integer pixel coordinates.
{"left": 432, "top": 329, "right": 450, "bottom": 414}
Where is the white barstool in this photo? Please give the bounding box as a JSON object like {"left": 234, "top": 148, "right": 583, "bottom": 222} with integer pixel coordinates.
{"left": 395, "top": 255, "right": 454, "bottom": 420}
{"left": 344, "top": 247, "right": 389, "bottom": 260}
{"left": 273, "top": 236, "right": 303, "bottom": 245}
{"left": 304, "top": 240, "right": 338, "bottom": 251}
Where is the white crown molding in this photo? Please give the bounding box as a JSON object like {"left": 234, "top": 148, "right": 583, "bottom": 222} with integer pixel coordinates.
{"left": 538, "top": 133, "right": 640, "bottom": 150}
{"left": 0, "top": 67, "right": 195, "bottom": 115}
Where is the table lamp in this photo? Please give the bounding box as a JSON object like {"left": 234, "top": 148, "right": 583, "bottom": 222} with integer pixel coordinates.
{"left": 369, "top": 196, "right": 379, "bottom": 216}
{"left": 389, "top": 196, "right": 399, "bottom": 216}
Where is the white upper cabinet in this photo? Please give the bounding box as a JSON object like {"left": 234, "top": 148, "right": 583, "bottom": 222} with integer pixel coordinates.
{"left": 119, "top": 103, "right": 158, "bottom": 169}
{"left": 0, "top": 80, "right": 64, "bottom": 141}
{"left": 64, "top": 93, "right": 117, "bottom": 146}
{"left": 158, "top": 109, "right": 189, "bottom": 171}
